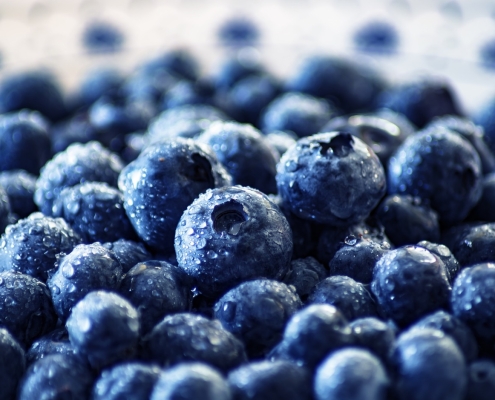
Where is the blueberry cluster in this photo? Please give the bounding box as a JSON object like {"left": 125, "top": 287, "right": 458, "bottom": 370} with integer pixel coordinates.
{"left": 1, "top": 39, "right": 495, "bottom": 400}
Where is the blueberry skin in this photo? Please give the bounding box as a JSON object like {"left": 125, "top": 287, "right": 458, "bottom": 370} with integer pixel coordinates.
{"left": 474, "top": 98, "right": 495, "bottom": 155}
{"left": 70, "top": 68, "right": 123, "bottom": 110}
{"left": 469, "top": 173, "right": 495, "bottom": 221}
{"left": 92, "top": 362, "right": 161, "bottom": 400}
{"left": 18, "top": 353, "right": 94, "bottom": 400}
{"left": 283, "top": 257, "right": 327, "bottom": 299}
{"left": 261, "top": 92, "right": 335, "bottom": 138}
{"left": 175, "top": 186, "right": 292, "bottom": 298}
{"left": 140, "top": 49, "right": 199, "bottom": 82}
{"left": 0, "top": 111, "right": 51, "bottom": 175}
{"left": 390, "top": 328, "right": 467, "bottom": 400}
{"left": 228, "top": 360, "right": 312, "bottom": 400}
{"left": 151, "top": 363, "right": 232, "bottom": 400}
{"left": 315, "top": 348, "right": 389, "bottom": 400}
{"left": 143, "top": 313, "right": 247, "bottom": 372}
{"left": 102, "top": 239, "right": 151, "bottom": 273}
{"left": 371, "top": 245, "right": 451, "bottom": 327}
{"left": 445, "top": 223, "right": 495, "bottom": 267}
{"left": 277, "top": 131, "right": 386, "bottom": 226}
{"left": 265, "top": 131, "right": 297, "bottom": 158}
{"left": 329, "top": 235, "right": 390, "bottom": 284}
{"left": 0, "top": 184, "right": 12, "bottom": 234}
{"left": 35, "top": 141, "right": 124, "bottom": 216}
{"left": 451, "top": 263, "right": 495, "bottom": 342}
{"left": 120, "top": 260, "right": 191, "bottom": 334}
{"left": 50, "top": 112, "right": 99, "bottom": 154}
{"left": 353, "top": 20, "right": 399, "bottom": 54}
{"left": 286, "top": 55, "right": 385, "bottom": 113}
{"left": 0, "top": 170, "right": 37, "bottom": 218}
{"left": 417, "top": 240, "right": 460, "bottom": 284}
{"left": 0, "top": 71, "right": 67, "bottom": 122}
{"left": 213, "top": 279, "right": 302, "bottom": 357}
{"left": 214, "top": 56, "right": 264, "bottom": 91}
{"left": 350, "top": 317, "right": 396, "bottom": 363}
{"left": 197, "top": 122, "right": 278, "bottom": 194}
{"left": 0, "top": 212, "right": 82, "bottom": 281}
{"left": 218, "top": 16, "right": 259, "bottom": 48}
{"left": 412, "top": 311, "right": 478, "bottom": 362}
{"left": 82, "top": 20, "right": 125, "bottom": 53}
{"left": 466, "top": 360, "right": 495, "bottom": 400}
{"left": 0, "top": 328, "right": 25, "bottom": 400}
{"left": 308, "top": 276, "right": 377, "bottom": 321}
{"left": 376, "top": 78, "right": 463, "bottom": 128}
{"left": 0, "top": 271, "right": 56, "bottom": 346}
{"left": 374, "top": 194, "right": 440, "bottom": 246}
{"left": 269, "top": 304, "right": 354, "bottom": 370}
{"left": 52, "top": 182, "right": 136, "bottom": 244}
{"left": 26, "top": 327, "right": 76, "bottom": 366}
{"left": 388, "top": 127, "right": 482, "bottom": 225}
{"left": 66, "top": 291, "right": 140, "bottom": 369}
{"left": 47, "top": 243, "right": 123, "bottom": 321}
{"left": 162, "top": 79, "right": 212, "bottom": 110}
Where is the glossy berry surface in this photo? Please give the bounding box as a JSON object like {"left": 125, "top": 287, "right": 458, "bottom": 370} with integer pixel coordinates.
{"left": 0, "top": 170, "right": 37, "bottom": 218}
{"left": 25, "top": 327, "right": 75, "bottom": 366}
{"left": 101, "top": 239, "right": 151, "bottom": 273}
{"left": 350, "top": 317, "right": 396, "bottom": 362}
{"left": 175, "top": 186, "right": 292, "bottom": 298}
{"left": 277, "top": 131, "right": 386, "bottom": 226}
{"left": 0, "top": 328, "right": 25, "bottom": 400}
{"left": 283, "top": 257, "right": 327, "bottom": 299}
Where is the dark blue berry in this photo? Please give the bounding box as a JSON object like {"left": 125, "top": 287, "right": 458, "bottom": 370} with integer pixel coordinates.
{"left": 0, "top": 185, "right": 12, "bottom": 234}
{"left": 218, "top": 16, "right": 260, "bottom": 48}
{"left": 445, "top": 223, "right": 495, "bottom": 267}
{"left": 469, "top": 173, "right": 495, "bottom": 221}
{"left": 213, "top": 279, "right": 302, "bottom": 357}
{"left": 120, "top": 260, "right": 191, "bottom": 334}
{"left": 143, "top": 313, "right": 246, "bottom": 372}
{"left": 0, "top": 328, "right": 25, "bottom": 399}
{"left": 47, "top": 243, "right": 123, "bottom": 321}
{"left": 315, "top": 348, "right": 389, "bottom": 400}
{"left": 175, "top": 186, "right": 292, "bottom": 298}
{"left": 140, "top": 49, "right": 199, "bottom": 82}
{"left": 277, "top": 131, "right": 386, "bottom": 226}
{"left": 161, "top": 79, "right": 212, "bottom": 110}
{"left": 0, "top": 271, "right": 56, "bottom": 346}
{"left": 466, "top": 360, "right": 495, "bottom": 400}
{"left": 82, "top": 20, "right": 125, "bottom": 53}
{"left": 350, "top": 317, "right": 396, "bottom": 362}
{"left": 0, "top": 170, "right": 37, "bottom": 218}
{"left": 197, "top": 122, "right": 278, "bottom": 194}
{"left": 119, "top": 138, "right": 231, "bottom": 253}
{"left": 26, "top": 327, "right": 76, "bottom": 366}
{"left": 214, "top": 56, "right": 264, "bottom": 91}
{"left": 50, "top": 112, "right": 99, "bottom": 154}
{"left": 102, "top": 239, "right": 151, "bottom": 273}
{"left": 70, "top": 68, "right": 123, "bottom": 110}
{"left": 371, "top": 245, "right": 451, "bottom": 327}
{"left": 228, "top": 360, "right": 312, "bottom": 400}
{"left": 353, "top": 20, "right": 399, "bottom": 54}
{"left": 265, "top": 130, "right": 297, "bottom": 157}
{"left": 35, "top": 141, "right": 124, "bottom": 216}
{"left": 0, "top": 213, "right": 82, "bottom": 281}
{"left": 283, "top": 257, "right": 327, "bottom": 299}
{"left": 66, "top": 290, "right": 139, "bottom": 369}
{"left": 417, "top": 240, "right": 460, "bottom": 283}
{"left": 474, "top": 97, "right": 495, "bottom": 155}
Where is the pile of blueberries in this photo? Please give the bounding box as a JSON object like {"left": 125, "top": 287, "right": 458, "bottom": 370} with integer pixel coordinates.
{"left": 2, "top": 47, "right": 495, "bottom": 400}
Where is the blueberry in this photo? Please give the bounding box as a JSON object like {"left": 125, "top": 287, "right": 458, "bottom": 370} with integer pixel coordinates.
{"left": 123, "top": 67, "right": 178, "bottom": 105}
{"left": 0, "top": 184, "right": 12, "bottom": 234}
{"left": 0, "top": 212, "right": 82, "bottom": 281}
{"left": 50, "top": 112, "right": 99, "bottom": 154}
{"left": 388, "top": 127, "right": 483, "bottom": 225}
{"left": 175, "top": 186, "right": 292, "bottom": 298}
{"left": 0, "top": 170, "right": 37, "bottom": 218}
{"left": 390, "top": 328, "right": 467, "bottom": 400}
{"left": 445, "top": 223, "right": 495, "bottom": 267}
{"left": 66, "top": 290, "right": 139, "bottom": 369}
{"left": 308, "top": 276, "right": 377, "bottom": 321}
{"left": 376, "top": 78, "right": 463, "bottom": 128}
{"left": 353, "top": 20, "right": 399, "bottom": 54}
{"left": 214, "top": 56, "right": 264, "bottom": 91}
{"left": 0, "top": 70, "right": 67, "bottom": 122}
{"left": 277, "top": 131, "right": 386, "bottom": 226}
{"left": 350, "top": 317, "right": 396, "bottom": 362}
{"left": 474, "top": 97, "right": 495, "bottom": 155}
{"left": 92, "top": 362, "right": 160, "bottom": 400}
{"left": 329, "top": 235, "right": 390, "bottom": 284}
{"left": 197, "top": 121, "right": 278, "bottom": 194}
{"left": 451, "top": 263, "right": 495, "bottom": 342}
{"left": 269, "top": 304, "right": 354, "bottom": 370}
{"left": 18, "top": 353, "right": 93, "bottom": 400}
{"left": 466, "top": 360, "right": 495, "bottom": 400}
{"left": 315, "top": 348, "right": 389, "bottom": 400}
{"left": 102, "top": 239, "right": 151, "bottom": 273}
{"left": 161, "top": 79, "right": 212, "bottom": 110}
{"left": 52, "top": 182, "right": 136, "bottom": 244}
{"left": 0, "top": 328, "right": 25, "bottom": 399}
{"left": 213, "top": 279, "right": 302, "bottom": 357}
{"left": 0, "top": 271, "right": 56, "bottom": 346}
{"left": 35, "top": 141, "right": 124, "bottom": 216}
{"left": 120, "top": 260, "right": 191, "bottom": 334}
{"left": 0, "top": 111, "right": 51, "bottom": 175}
{"left": 139, "top": 49, "right": 199, "bottom": 82}
{"left": 265, "top": 130, "right": 297, "bottom": 158}
{"left": 150, "top": 363, "right": 232, "bottom": 400}
{"left": 412, "top": 310, "right": 478, "bottom": 362}
{"left": 371, "top": 245, "right": 451, "bottom": 327}
{"left": 26, "top": 327, "right": 76, "bottom": 366}
{"left": 143, "top": 313, "right": 246, "bottom": 372}
{"left": 374, "top": 194, "right": 440, "bottom": 246}
{"left": 47, "top": 243, "right": 123, "bottom": 321}
{"left": 218, "top": 16, "right": 260, "bottom": 48}
{"left": 286, "top": 55, "right": 385, "bottom": 113}
{"left": 228, "top": 360, "right": 312, "bottom": 400}
{"left": 82, "top": 20, "right": 125, "bottom": 53}
{"left": 283, "top": 257, "right": 327, "bottom": 299}
{"left": 119, "top": 138, "right": 231, "bottom": 253}
{"left": 261, "top": 92, "right": 335, "bottom": 138}
{"left": 469, "top": 173, "right": 495, "bottom": 221}
{"left": 417, "top": 240, "right": 460, "bottom": 283}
